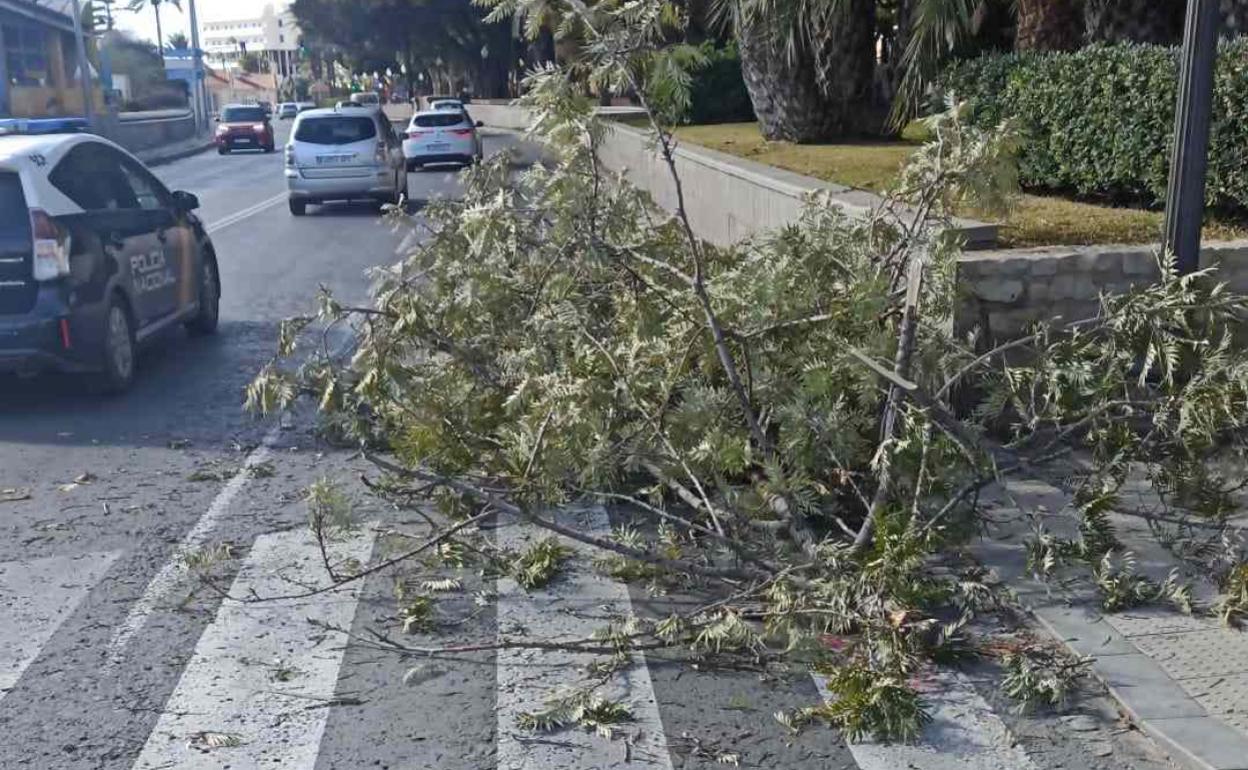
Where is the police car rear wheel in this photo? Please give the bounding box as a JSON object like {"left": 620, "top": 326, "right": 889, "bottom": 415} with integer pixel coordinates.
{"left": 186, "top": 258, "right": 219, "bottom": 336}
{"left": 95, "top": 298, "right": 135, "bottom": 393}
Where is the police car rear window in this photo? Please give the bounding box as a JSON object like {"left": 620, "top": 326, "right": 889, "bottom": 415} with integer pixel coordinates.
{"left": 0, "top": 173, "right": 29, "bottom": 251}
{"left": 295, "top": 117, "right": 377, "bottom": 145}
{"left": 414, "top": 113, "right": 466, "bottom": 128}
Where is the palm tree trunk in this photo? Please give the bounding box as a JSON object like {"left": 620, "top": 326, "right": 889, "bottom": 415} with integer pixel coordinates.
{"left": 153, "top": 0, "right": 164, "bottom": 53}
{"left": 736, "top": 0, "right": 878, "bottom": 142}
{"left": 811, "top": 0, "right": 879, "bottom": 130}
{"left": 1015, "top": 0, "right": 1082, "bottom": 51}
{"left": 736, "top": 17, "right": 839, "bottom": 142}
{"left": 1084, "top": 0, "right": 1184, "bottom": 45}
{"left": 1221, "top": 0, "right": 1248, "bottom": 36}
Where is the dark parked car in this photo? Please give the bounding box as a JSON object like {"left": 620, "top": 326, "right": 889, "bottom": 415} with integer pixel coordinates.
{"left": 0, "top": 122, "right": 220, "bottom": 392}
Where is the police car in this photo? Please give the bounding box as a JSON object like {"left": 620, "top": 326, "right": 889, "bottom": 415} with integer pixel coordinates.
{"left": 0, "top": 118, "right": 220, "bottom": 393}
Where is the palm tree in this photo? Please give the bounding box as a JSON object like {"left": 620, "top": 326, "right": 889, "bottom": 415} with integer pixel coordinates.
{"left": 1015, "top": 0, "right": 1082, "bottom": 51}
{"left": 1083, "top": 0, "right": 1184, "bottom": 45}
{"left": 166, "top": 32, "right": 189, "bottom": 52}
{"left": 716, "top": 0, "right": 879, "bottom": 142}
{"left": 127, "top": 0, "right": 181, "bottom": 53}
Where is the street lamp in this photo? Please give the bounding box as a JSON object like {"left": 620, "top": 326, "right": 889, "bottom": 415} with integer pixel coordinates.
{"left": 1163, "top": 0, "right": 1221, "bottom": 275}
{"left": 69, "top": 0, "right": 94, "bottom": 127}
{"left": 186, "top": 0, "right": 207, "bottom": 132}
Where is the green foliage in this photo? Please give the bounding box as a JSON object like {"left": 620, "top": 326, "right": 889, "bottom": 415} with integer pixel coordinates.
{"left": 183, "top": 542, "right": 237, "bottom": 573}
{"left": 398, "top": 595, "right": 436, "bottom": 633}
{"left": 252, "top": 0, "right": 1248, "bottom": 743}
{"left": 691, "top": 610, "right": 761, "bottom": 654}
{"left": 1093, "top": 552, "right": 1193, "bottom": 614}
{"left": 594, "top": 526, "right": 663, "bottom": 582}
{"left": 1000, "top": 643, "right": 1091, "bottom": 713}
{"left": 941, "top": 41, "right": 1248, "bottom": 211}
{"left": 1216, "top": 563, "right": 1248, "bottom": 627}
{"left": 514, "top": 538, "right": 573, "bottom": 590}
{"left": 307, "top": 477, "right": 356, "bottom": 539}
{"left": 815, "top": 664, "right": 931, "bottom": 743}
{"left": 517, "top": 690, "right": 633, "bottom": 738}
{"left": 686, "top": 42, "right": 754, "bottom": 125}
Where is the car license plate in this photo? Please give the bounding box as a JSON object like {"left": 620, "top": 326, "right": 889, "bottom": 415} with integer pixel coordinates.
{"left": 235, "top": 137, "right": 252, "bottom": 144}
{"left": 427, "top": 143, "right": 450, "bottom": 153}
{"left": 316, "top": 154, "right": 353, "bottom": 165}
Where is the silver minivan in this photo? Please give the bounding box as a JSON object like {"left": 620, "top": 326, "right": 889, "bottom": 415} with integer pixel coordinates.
{"left": 284, "top": 106, "right": 407, "bottom": 216}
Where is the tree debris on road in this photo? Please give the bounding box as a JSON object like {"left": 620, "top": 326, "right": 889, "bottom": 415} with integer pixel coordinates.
{"left": 243, "top": 0, "right": 1248, "bottom": 746}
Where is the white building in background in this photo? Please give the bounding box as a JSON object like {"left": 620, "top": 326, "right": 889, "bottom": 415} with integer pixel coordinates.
{"left": 201, "top": 3, "right": 299, "bottom": 74}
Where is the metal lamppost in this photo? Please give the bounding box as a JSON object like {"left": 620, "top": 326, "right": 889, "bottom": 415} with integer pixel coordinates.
{"left": 69, "top": 0, "right": 94, "bottom": 127}
{"left": 187, "top": 0, "right": 207, "bottom": 132}
{"left": 1163, "top": 0, "right": 1222, "bottom": 274}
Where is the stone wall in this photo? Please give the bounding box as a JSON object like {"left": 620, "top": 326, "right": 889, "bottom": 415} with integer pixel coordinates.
{"left": 107, "top": 110, "right": 198, "bottom": 154}
{"left": 957, "top": 240, "right": 1248, "bottom": 343}
{"left": 472, "top": 101, "right": 1248, "bottom": 346}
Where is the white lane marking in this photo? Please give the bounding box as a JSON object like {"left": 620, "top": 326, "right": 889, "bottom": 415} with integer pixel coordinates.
{"left": 205, "top": 192, "right": 288, "bottom": 234}
{"left": 495, "top": 506, "right": 673, "bottom": 770}
{"left": 105, "top": 320, "right": 363, "bottom": 669}
{"left": 129, "top": 526, "right": 376, "bottom": 770}
{"left": 0, "top": 550, "right": 120, "bottom": 698}
{"left": 102, "top": 423, "right": 281, "bottom": 669}
{"left": 813, "top": 670, "right": 1038, "bottom": 770}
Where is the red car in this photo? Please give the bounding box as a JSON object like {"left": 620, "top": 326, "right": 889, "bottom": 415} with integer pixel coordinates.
{"left": 215, "top": 104, "right": 275, "bottom": 154}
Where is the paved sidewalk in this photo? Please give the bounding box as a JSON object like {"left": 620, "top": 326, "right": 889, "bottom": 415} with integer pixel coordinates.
{"left": 971, "top": 476, "right": 1248, "bottom": 770}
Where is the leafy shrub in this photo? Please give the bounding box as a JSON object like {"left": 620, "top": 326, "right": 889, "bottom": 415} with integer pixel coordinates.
{"left": 941, "top": 40, "right": 1248, "bottom": 211}
{"left": 686, "top": 42, "right": 755, "bottom": 125}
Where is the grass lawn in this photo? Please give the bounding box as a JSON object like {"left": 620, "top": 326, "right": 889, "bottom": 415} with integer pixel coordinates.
{"left": 664, "top": 122, "right": 1248, "bottom": 249}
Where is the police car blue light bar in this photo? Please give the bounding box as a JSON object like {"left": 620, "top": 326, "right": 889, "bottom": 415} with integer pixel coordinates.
{"left": 0, "top": 117, "right": 90, "bottom": 136}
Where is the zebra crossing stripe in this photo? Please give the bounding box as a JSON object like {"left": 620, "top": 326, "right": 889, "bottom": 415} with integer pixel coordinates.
{"left": 128, "top": 526, "right": 375, "bottom": 770}
{"left": 494, "top": 507, "right": 674, "bottom": 770}
{"left": 0, "top": 550, "right": 120, "bottom": 699}
{"left": 813, "top": 670, "right": 1037, "bottom": 770}
{"left": 104, "top": 424, "right": 283, "bottom": 669}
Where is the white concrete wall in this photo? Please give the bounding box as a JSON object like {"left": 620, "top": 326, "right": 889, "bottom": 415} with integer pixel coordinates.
{"left": 463, "top": 103, "right": 535, "bottom": 132}
{"left": 471, "top": 102, "right": 997, "bottom": 249}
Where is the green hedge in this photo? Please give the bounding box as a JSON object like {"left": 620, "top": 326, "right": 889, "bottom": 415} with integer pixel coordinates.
{"left": 941, "top": 41, "right": 1248, "bottom": 211}
{"left": 687, "top": 42, "right": 756, "bottom": 125}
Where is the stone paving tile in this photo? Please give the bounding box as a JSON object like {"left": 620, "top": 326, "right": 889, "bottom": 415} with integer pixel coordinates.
{"left": 1131, "top": 630, "right": 1248, "bottom": 680}
{"left": 1103, "top": 608, "right": 1219, "bottom": 638}
{"left": 1184, "top": 674, "right": 1248, "bottom": 735}
{"left": 1091, "top": 654, "right": 1209, "bottom": 719}
{"left": 1032, "top": 604, "right": 1137, "bottom": 657}
{"left": 1143, "top": 716, "right": 1248, "bottom": 770}
{"left": 975, "top": 473, "right": 1248, "bottom": 762}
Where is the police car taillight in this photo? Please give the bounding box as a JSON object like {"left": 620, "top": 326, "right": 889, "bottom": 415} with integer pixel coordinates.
{"left": 30, "top": 208, "right": 70, "bottom": 281}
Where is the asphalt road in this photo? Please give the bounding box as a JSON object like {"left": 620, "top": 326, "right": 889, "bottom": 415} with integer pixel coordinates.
{"left": 0, "top": 124, "right": 1182, "bottom": 770}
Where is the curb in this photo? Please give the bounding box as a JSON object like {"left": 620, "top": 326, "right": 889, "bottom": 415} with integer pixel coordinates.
{"left": 138, "top": 140, "right": 216, "bottom": 168}
{"left": 972, "top": 537, "right": 1248, "bottom": 770}
{"left": 1026, "top": 603, "right": 1248, "bottom": 770}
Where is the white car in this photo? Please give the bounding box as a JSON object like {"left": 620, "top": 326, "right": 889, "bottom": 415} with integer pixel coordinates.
{"left": 430, "top": 99, "right": 464, "bottom": 112}
{"left": 402, "top": 110, "right": 483, "bottom": 170}
{"left": 349, "top": 92, "right": 381, "bottom": 107}
{"left": 285, "top": 105, "right": 408, "bottom": 216}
